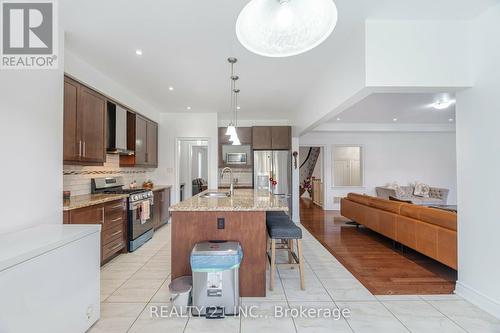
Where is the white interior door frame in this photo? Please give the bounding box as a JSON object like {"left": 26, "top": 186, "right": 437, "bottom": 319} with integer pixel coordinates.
{"left": 298, "top": 144, "right": 327, "bottom": 210}
{"left": 174, "top": 137, "right": 210, "bottom": 203}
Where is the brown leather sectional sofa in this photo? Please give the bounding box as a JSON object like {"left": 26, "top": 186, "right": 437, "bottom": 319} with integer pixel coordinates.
{"left": 341, "top": 193, "right": 457, "bottom": 269}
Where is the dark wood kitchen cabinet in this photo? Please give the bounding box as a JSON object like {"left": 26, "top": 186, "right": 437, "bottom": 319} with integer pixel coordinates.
{"left": 63, "top": 198, "right": 127, "bottom": 265}
{"left": 134, "top": 115, "right": 148, "bottom": 165}
{"left": 219, "top": 127, "right": 252, "bottom": 145}
{"left": 152, "top": 187, "right": 171, "bottom": 230}
{"left": 121, "top": 113, "right": 158, "bottom": 168}
{"left": 146, "top": 121, "right": 158, "bottom": 167}
{"left": 252, "top": 126, "right": 291, "bottom": 150}
{"left": 270, "top": 126, "right": 291, "bottom": 150}
{"left": 63, "top": 76, "right": 106, "bottom": 165}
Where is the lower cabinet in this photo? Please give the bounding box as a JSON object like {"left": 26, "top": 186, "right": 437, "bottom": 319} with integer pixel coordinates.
{"left": 152, "top": 188, "right": 171, "bottom": 230}
{"left": 63, "top": 198, "right": 127, "bottom": 265}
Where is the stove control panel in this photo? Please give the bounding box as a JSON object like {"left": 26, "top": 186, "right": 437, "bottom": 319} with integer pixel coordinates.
{"left": 130, "top": 191, "right": 153, "bottom": 202}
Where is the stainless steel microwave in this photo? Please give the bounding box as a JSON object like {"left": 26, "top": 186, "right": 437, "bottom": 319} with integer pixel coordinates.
{"left": 226, "top": 152, "right": 247, "bottom": 165}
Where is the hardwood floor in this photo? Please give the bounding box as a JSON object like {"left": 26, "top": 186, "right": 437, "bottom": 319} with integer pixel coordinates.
{"left": 300, "top": 198, "right": 457, "bottom": 295}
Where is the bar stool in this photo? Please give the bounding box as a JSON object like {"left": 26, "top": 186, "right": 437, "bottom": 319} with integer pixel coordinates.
{"left": 266, "top": 215, "right": 305, "bottom": 291}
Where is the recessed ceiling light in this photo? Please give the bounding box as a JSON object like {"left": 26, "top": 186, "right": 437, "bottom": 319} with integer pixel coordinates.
{"left": 448, "top": 118, "right": 454, "bottom": 122}
{"left": 432, "top": 99, "right": 455, "bottom": 110}
{"left": 393, "top": 118, "right": 398, "bottom": 122}
{"left": 135, "top": 49, "right": 143, "bottom": 56}
{"left": 168, "top": 86, "right": 174, "bottom": 91}
{"left": 186, "top": 106, "right": 191, "bottom": 110}
{"left": 336, "top": 117, "right": 341, "bottom": 121}
{"left": 237, "top": 106, "right": 241, "bottom": 110}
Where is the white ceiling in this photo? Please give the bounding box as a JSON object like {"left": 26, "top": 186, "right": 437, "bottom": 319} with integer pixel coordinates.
{"left": 329, "top": 93, "right": 456, "bottom": 124}
{"left": 60, "top": 0, "right": 495, "bottom": 121}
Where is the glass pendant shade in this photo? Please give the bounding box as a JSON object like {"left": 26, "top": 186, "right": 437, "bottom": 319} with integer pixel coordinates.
{"left": 225, "top": 125, "right": 237, "bottom": 137}
{"left": 231, "top": 136, "right": 241, "bottom": 146}
{"left": 236, "top": 0, "right": 338, "bottom": 57}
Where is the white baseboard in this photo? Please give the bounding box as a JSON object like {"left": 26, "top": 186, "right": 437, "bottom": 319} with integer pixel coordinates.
{"left": 455, "top": 281, "right": 500, "bottom": 319}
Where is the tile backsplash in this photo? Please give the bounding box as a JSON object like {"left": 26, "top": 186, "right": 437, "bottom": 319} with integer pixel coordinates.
{"left": 218, "top": 168, "right": 253, "bottom": 187}
{"left": 64, "top": 154, "right": 156, "bottom": 196}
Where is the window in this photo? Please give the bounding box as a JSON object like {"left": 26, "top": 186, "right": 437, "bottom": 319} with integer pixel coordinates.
{"left": 333, "top": 145, "right": 363, "bottom": 187}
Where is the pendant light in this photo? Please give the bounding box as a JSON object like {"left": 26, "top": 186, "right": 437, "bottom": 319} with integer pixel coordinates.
{"left": 225, "top": 57, "right": 242, "bottom": 145}
{"left": 236, "top": 0, "right": 338, "bottom": 57}
{"left": 231, "top": 87, "right": 241, "bottom": 145}
{"left": 225, "top": 57, "right": 238, "bottom": 138}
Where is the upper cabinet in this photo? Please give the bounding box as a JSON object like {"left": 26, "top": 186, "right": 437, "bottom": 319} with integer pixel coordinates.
{"left": 219, "top": 127, "right": 252, "bottom": 145}
{"left": 252, "top": 126, "right": 291, "bottom": 150}
{"left": 64, "top": 77, "right": 106, "bottom": 165}
{"left": 64, "top": 75, "right": 159, "bottom": 168}
{"left": 146, "top": 121, "right": 158, "bottom": 167}
{"left": 121, "top": 113, "right": 158, "bottom": 168}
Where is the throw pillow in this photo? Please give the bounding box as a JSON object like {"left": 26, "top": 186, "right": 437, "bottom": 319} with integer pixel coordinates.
{"left": 387, "top": 182, "right": 405, "bottom": 197}
{"left": 414, "top": 182, "right": 430, "bottom": 198}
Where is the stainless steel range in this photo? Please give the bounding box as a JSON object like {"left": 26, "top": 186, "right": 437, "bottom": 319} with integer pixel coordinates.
{"left": 91, "top": 177, "right": 154, "bottom": 252}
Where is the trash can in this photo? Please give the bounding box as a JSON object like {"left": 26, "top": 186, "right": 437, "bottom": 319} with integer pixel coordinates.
{"left": 190, "top": 241, "right": 243, "bottom": 317}
{"left": 168, "top": 276, "right": 192, "bottom": 316}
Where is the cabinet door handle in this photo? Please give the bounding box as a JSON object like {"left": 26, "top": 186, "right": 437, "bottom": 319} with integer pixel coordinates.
{"left": 110, "top": 217, "right": 121, "bottom": 222}
{"left": 101, "top": 207, "right": 105, "bottom": 224}
{"left": 78, "top": 140, "right": 82, "bottom": 157}
{"left": 83, "top": 141, "right": 86, "bottom": 157}
{"left": 109, "top": 204, "right": 122, "bottom": 209}
{"left": 110, "top": 230, "right": 122, "bottom": 237}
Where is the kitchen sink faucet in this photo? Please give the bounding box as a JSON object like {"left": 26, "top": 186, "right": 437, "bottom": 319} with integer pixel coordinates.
{"left": 220, "top": 167, "right": 234, "bottom": 197}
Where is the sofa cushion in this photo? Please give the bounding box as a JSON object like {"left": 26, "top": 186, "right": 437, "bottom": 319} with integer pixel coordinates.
{"left": 368, "top": 197, "right": 403, "bottom": 214}
{"left": 419, "top": 207, "right": 457, "bottom": 231}
{"left": 347, "top": 193, "right": 372, "bottom": 206}
{"left": 411, "top": 197, "right": 444, "bottom": 206}
{"left": 400, "top": 204, "right": 456, "bottom": 231}
{"left": 400, "top": 204, "right": 422, "bottom": 220}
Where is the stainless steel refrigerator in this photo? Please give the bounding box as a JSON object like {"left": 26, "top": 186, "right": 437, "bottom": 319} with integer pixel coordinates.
{"left": 254, "top": 151, "right": 292, "bottom": 214}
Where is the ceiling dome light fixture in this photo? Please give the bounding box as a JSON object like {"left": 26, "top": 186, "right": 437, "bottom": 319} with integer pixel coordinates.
{"left": 236, "top": 0, "right": 338, "bottom": 57}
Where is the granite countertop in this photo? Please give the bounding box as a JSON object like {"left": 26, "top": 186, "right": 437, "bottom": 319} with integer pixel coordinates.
{"left": 151, "top": 185, "right": 172, "bottom": 191}
{"left": 218, "top": 184, "right": 253, "bottom": 189}
{"left": 169, "top": 189, "right": 288, "bottom": 212}
{"left": 63, "top": 193, "right": 128, "bottom": 211}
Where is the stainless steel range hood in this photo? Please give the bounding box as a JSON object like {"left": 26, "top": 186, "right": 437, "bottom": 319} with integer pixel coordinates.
{"left": 107, "top": 102, "right": 135, "bottom": 155}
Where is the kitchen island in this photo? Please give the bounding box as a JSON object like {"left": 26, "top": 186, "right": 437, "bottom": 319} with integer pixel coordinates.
{"left": 169, "top": 189, "right": 288, "bottom": 297}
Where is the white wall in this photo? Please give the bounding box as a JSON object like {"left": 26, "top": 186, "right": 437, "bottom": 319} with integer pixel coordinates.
{"left": 154, "top": 113, "right": 218, "bottom": 203}
{"left": 455, "top": 3, "right": 500, "bottom": 318}
{"left": 0, "top": 37, "right": 64, "bottom": 234}
{"left": 299, "top": 131, "right": 457, "bottom": 210}
{"left": 365, "top": 20, "right": 473, "bottom": 88}
{"left": 64, "top": 49, "right": 160, "bottom": 122}
{"left": 294, "top": 27, "right": 368, "bottom": 134}
{"left": 291, "top": 137, "right": 300, "bottom": 223}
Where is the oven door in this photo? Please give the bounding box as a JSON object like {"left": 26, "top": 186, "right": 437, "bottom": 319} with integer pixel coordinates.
{"left": 129, "top": 198, "right": 154, "bottom": 240}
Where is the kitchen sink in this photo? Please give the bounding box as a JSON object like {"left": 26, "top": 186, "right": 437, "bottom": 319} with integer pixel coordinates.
{"left": 201, "top": 191, "right": 230, "bottom": 198}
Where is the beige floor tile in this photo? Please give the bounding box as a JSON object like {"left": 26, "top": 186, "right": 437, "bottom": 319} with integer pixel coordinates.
{"left": 240, "top": 301, "right": 296, "bottom": 333}
{"left": 321, "top": 277, "right": 377, "bottom": 301}
{"left": 337, "top": 301, "right": 408, "bottom": 333}
{"left": 383, "top": 300, "right": 466, "bottom": 333}
{"left": 87, "top": 302, "right": 146, "bottom": 333}
{"left": 289, "top": 302, "right": 352, "bottom": 333}
{"left": 106, "top": 279, "right": 164, "bottom": 303}
{"left": 282, "top": 277, "right": 332, "bottom": 302}
{"left": 185, "top": 315, "right": 240, "bottom": 333}
{"left": 428, "top": 300, "right": 500, "bottom": 333}
{"left": 127, "top": 303, "right": 188, "bottom": 333}
{"left": 150, "top": 279, "right": 172, "bottom": 302}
